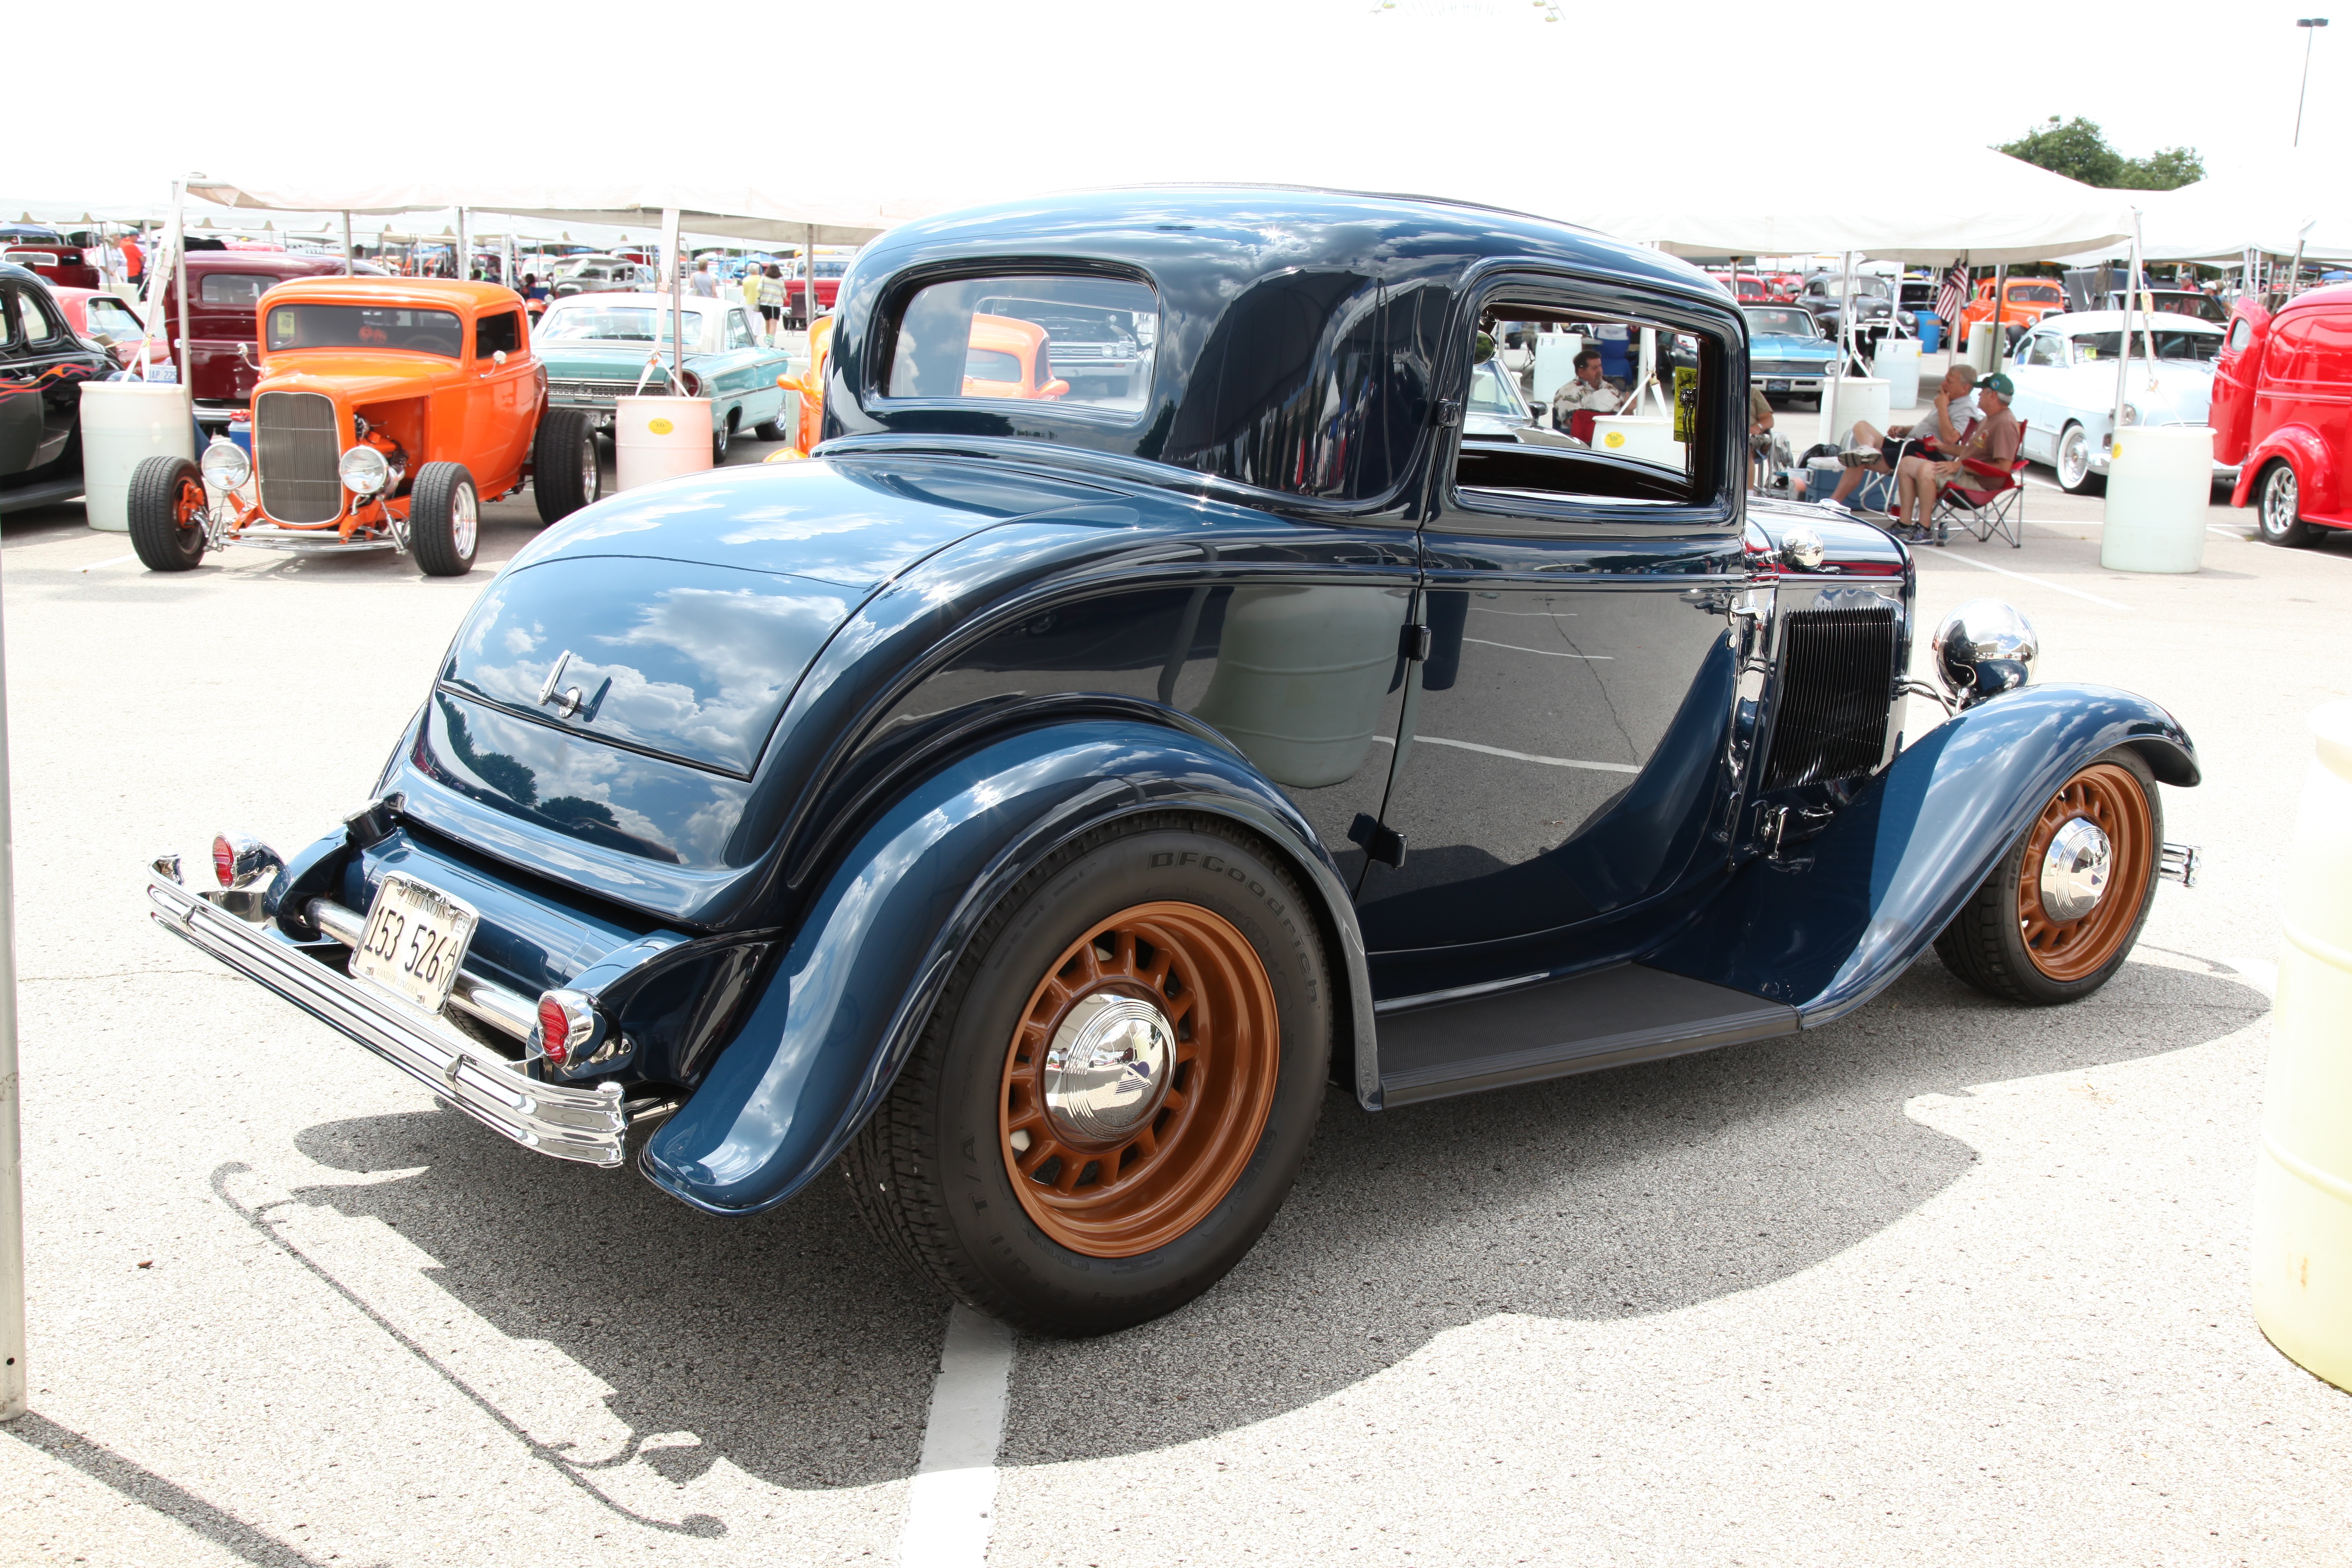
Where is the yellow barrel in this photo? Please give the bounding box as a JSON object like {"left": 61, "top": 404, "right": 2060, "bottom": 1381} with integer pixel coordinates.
{"left": 2255, "top": 698, "right": 2352, "bottom": 1392}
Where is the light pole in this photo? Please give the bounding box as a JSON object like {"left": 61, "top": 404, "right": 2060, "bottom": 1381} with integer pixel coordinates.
{"left": 2296, "top": 18, "right": 2329, "bottom": 147}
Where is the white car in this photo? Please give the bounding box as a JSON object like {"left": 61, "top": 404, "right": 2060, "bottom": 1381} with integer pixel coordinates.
{"left": 2004, "top": 310, "right": 2238, "bottom": 493}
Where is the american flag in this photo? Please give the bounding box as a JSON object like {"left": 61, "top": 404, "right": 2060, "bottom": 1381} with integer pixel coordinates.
{"left": 1935, "top": 262, "right": 1970, "bottom": 328}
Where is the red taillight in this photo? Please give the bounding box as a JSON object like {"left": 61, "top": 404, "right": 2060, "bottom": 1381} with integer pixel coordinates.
{"left": 537, "top": 995, "right": 572, "bottom": 1064}
{"left": 211, "top": 836, "right": 236, "bottom": 887}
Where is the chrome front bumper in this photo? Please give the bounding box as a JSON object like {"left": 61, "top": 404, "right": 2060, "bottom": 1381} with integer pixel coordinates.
{"left": 146, "top": 863, "right": 628, "bottom": 1166}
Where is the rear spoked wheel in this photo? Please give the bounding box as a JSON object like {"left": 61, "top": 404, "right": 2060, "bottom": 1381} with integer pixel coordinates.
{"left": 844, "top": 815, "right": 1329, "bottom": 1336}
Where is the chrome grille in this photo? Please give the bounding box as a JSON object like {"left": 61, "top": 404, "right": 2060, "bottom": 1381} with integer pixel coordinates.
{"left": 254, "top": 390, "right": 342, "bottom": 524}
{"left": 1761, "top": 603, "right": 1900, "bottom": 790}
{"left": 548, "top": 377, "right": 656, "bottom": 400}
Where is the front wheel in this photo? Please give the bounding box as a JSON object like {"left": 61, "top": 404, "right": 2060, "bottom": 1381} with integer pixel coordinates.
{"left": 2258, "top": 460, "right": 2315, "bottom": 546}
{"left": 532, "top": 406, "right": 599, "bottom": 524}
{"left": 126, "top": 455, "right": 208, "bottom": 571}
{"left": 1934, "top": 748, "right": 2161, "bottom": 1005}
{"left": 2055, "top": 422, "right": 2105, "bottom": 495}
{"left": 844, "top": 814, "right": 1332, "bottom": 1336}
{"left": 407, "top": 462, "right": 478, "bottom": 577}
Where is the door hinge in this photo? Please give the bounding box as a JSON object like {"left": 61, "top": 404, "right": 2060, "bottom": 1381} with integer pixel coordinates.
{"left": 1398, "top": 622, "right": 1431, "bottom": 662}
{"left": 1433, "top": 398, "right": 1462, "bottom": 428}
{"left": 1348, "top": 812, "right": 1408, "bottom": 868}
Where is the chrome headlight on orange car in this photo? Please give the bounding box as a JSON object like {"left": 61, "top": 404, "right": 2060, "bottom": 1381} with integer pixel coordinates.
{"left": 339, "top": 445, "right": 390, "bottom": 495}
{"left": 199, "top": 437, "right": 250, "bottom": 492}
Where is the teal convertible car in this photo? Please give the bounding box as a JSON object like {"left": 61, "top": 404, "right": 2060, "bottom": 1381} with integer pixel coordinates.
{"left": 534, "top": 292, "right": 798, "bottom": 459}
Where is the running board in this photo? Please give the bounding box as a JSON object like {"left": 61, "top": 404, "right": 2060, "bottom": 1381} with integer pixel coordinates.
{"left": 1375, "top": 963, "right": 1799, "bottom": 1107}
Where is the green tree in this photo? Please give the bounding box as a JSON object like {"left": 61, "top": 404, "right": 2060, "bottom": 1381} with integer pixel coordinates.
{"left": 1998, "top": 116, "right": 2205, "bottom": 191}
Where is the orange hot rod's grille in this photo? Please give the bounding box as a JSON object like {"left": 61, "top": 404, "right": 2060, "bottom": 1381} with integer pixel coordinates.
{"left": 254, "top": 390, "right": 343, "bottom": 524}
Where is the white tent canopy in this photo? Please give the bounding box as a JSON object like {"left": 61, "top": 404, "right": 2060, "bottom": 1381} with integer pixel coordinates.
{"left": 2052, "top": 159, "right": 2352, "bottom": 265}
{"left": 181, "top": 178, "right": 934, "bottom": 247}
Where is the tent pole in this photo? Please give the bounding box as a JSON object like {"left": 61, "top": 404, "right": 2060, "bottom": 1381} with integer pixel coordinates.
{"left": 1989, "top": 262, "right": 2006, "bottom": 370}
{"left": 172, "top": 181, "right": 192, "bottom": 393}
{"left": 1825, "top": 250, "right": 1854, "bottom": 444}
{"left": 663, "top": 208, "right": 684, "bottom": 391}
{"left": 0, "top": 545, "right": 24, "bottom": 1423}
{"left": 806, "top": 224, "right": 818, "bottom": 326}
{"left": 341, "top": 212, "right": 353, "bottom": 278}
{"left": 2113, "top": 214, "right": 2141, "bottom": 455}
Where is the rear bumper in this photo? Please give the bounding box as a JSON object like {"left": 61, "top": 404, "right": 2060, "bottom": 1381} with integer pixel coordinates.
{"left": 146, "top": 862, "right": 628, "bottom": 1166}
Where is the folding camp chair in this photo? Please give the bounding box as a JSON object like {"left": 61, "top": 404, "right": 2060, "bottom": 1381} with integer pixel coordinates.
{"left": 1928, "top": 422, "right": 2027, "bottom": 548}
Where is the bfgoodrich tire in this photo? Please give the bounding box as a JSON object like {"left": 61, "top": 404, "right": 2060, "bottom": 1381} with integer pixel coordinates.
{"left": 532, "top": 407, "right": 598, "bottom": 524}
{"left": 127, "top": 454, "right": 207, "bottom": 571}
{"left": 407, "top": 462, "right": 478, "bottom": 577}
{"left": 844, "top": 813, "right": 1332, "bottom": 1336}
{"left": 1934, "top": 747, "right": 2162, "bottom": 1005}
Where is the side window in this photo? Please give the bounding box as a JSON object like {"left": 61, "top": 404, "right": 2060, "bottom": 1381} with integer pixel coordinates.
{"left": 1446, "top": 293, "right": 1726, "bottom": 522}
{"left": 2227, "top": 317, "right": 2253, "bottom": 353}
{"left": 726, "top": 309, "right": 756, "bottom": 350}
{"left": 2025, "top": 334, "right": 2062, "bottom": 367}
{"left": 0, "top": 288, "right": 21, "bottom": 349}
{"left": 886, "top": 272, "right": 1157, "bottom": 417}
{"left": 475, "top": 311, "right": 522, "bottom": 358}
{"left": 12, "top": 288, "right": 61, "bottom": 345}
{"left": 198, "top": 272, "right": 267, "bottom": 308}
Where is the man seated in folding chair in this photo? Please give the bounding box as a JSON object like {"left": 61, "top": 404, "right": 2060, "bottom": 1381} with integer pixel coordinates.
{"left": 1892, "top": 371, "right": 2023, "bottom": 546}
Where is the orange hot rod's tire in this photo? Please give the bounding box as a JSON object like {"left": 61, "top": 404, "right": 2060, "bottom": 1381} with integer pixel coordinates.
{"left": 1934, "top": 747, "right": 2161, "bottom": 1006}
{"left": 408, "top": 462, "right": 479, "bottom": 578}
{"left": 532, "top": 407, "right": 599, "bottom": 525}
{"left": 127, "top": 455, "right": 208, "bottom": 572}
{"left": 843, "top": 812, "right": 1332, "bottom": 1337}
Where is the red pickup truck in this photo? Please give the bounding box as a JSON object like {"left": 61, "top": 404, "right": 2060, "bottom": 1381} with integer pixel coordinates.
{"left": 782, "top": 255, "right": 846, "bottom": 327}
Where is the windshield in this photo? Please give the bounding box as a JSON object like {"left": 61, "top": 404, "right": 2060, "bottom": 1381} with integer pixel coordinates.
{"left": 265, "top": 303, "right": 462, "bottom": 356}
{"left": 1743, "top": 307, "right": 1818, "bottom": 338}
{"left": 1467, "top": 358, "right": 1529, "bottom": 421}
{"left": 2068, "top": 329, "right": 2222, "bottom": 363}
{"left": 538, "top": 306, "right": 705, "bottom": 344}
{"left": 82, "top": 296, "right": 143, "bottom": 342}
{"left": 2011, "top": 283, "right": 2064, "bottom": 303}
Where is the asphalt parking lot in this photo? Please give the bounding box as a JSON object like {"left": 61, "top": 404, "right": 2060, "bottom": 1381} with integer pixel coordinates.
{"left": 2, "top": 397, "right": 2349, "bottom": 1567}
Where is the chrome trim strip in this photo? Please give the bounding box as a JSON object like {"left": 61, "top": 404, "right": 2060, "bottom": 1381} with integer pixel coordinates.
{"left": 148, "top": 871, "right": 626, "bottom": 1166}
{"left": 1374, "top": 970, "right": 1554, "bottom": 1016}
{"left": 2159, "top": 842, "right": 2202, "bottom": 889}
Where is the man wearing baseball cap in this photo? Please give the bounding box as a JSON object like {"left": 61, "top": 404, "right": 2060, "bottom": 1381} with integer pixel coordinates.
{"left": 1892, "top": 371, "right": 2021, "bottom": 543}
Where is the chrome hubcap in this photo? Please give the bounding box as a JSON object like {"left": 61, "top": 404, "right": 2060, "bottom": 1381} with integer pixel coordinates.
{"left": 2038, "top": 816, "right": 2112, "bottom": 923}
{"left": 2059, "top": 430, "right": 2085, "bottom": 487}
{"left": 452, "top": 484, "right": 478, "bottom": 557}
{"left": 2266, "top": 470, "right": 2297, "bottom": 533}
{"left": 1042, "top": 992, "right": 1175, "bottom": 1143}
{"left": 581, "top": 443, "right": 599, "bottom": 501}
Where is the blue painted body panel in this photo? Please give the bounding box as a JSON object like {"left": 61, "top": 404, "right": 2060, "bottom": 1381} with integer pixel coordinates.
{"left": 639, "top": 721, "right": 1372, "bottom": 1215}
{"left": 1643, "top": 684, "right": 2197, "bottom": 1022}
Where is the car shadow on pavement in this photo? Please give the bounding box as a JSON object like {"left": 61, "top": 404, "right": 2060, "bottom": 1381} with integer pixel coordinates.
{"left": 256, "top": 953, "right": 2263, "bottom": 1490}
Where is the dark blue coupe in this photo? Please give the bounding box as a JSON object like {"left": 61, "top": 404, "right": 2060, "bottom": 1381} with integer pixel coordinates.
{"left": 151, "top": 188, "right": 2201, "bottom": 1335}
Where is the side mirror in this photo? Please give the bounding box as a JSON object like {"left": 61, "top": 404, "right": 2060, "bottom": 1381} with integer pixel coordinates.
{"left": 1041, "top": 379, "right": 1071, "bottom": 400}
{"left": 493, "top": 349, "right": 508, "bottom": 366}
{"left": 777, "top": 373, "right": 807, "bottom": 393}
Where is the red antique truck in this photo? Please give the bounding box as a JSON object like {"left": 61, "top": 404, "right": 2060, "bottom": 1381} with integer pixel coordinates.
{"left": 131, "top": 250, "right": 344, "bottom": 430}
{"left": 2213, "top": 283, "right": 2352, "bottom": 546}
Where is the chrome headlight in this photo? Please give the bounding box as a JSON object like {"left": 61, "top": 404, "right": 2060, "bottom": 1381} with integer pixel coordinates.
{"left": 1931, "top": 599, "right": 2038, "bottom": 708}
{"left": 199, "top": 437, "right": 250, "bottom": 491}
{"left": 339, "top": 444, "right": 391, "bottom": 495}
{"left": 2120, "top": 402, "right": 2141, "bottom": 426}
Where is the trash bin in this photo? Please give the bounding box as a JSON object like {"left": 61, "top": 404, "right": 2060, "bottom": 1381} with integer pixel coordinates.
{"left": 2100, "top": 427, "right": 2211, "bottom": 573}
{"left": 1824, "top": 377, "right": 1891, "bottom": 446}
{"left": 78, "top": 381, "right": 196, "bottom": 533}
{"left": 1920, "top": 318, "right": 1943, "bottom": 355}
{"left": 1871, "top": 339, "right": 1922, "bottom": 410}
{"left": 613, "top": 396, "right": 713, "bottom": 491}
{"left": 1963, "top": 322, "right": 2002, "bottom": 374}
{"left": 1590, "top": 415, "right": 1684, "bottom": 468}
{"left": 2255, "top": 697, "right": 2352, "bottom": 1394}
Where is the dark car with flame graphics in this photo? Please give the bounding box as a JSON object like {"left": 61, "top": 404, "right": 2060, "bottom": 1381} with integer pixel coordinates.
{"left": 148, "top": 189, "right": 2202, "bottom": 1335}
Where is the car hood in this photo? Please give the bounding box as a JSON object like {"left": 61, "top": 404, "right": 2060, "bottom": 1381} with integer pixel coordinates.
{"left": 254, "top": 357, "right": 455, "bottom": 404}
{"left": 1750, "top": 333, "right": 1837, "bottom": 356}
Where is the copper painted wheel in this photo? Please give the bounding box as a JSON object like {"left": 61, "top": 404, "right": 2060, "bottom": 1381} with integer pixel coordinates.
{"left": 2013, "top": 762, "right": 2153, "bottom": 982}
{"left": 999, "top": 901, "right": 1279, "bottom": 1258}
{"left": 172, "top": 474, "right": 206, "bottom": 530}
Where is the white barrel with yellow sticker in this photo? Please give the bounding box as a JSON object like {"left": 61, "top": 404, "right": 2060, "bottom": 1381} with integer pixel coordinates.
{"left": 614, "top": 396, "right": 714, "bottom": 491}
{"left": 1589, "top": 415, "right": 1684, "bottom": 469}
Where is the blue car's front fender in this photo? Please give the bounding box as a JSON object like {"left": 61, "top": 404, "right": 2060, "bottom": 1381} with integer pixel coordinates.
{"left": 1646, "top": 683, "right": 2197, "bottom": 1023}
{"left": 640, "top": 720, "right": 1373, "bottom": 1216}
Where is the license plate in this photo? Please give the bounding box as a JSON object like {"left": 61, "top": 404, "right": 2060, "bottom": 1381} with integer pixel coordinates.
{"left": 352, "top": 874, "right": 478, "bottom": 1014}
{"left": 1765, "top": 378, "right": 1792, "bottom": 392}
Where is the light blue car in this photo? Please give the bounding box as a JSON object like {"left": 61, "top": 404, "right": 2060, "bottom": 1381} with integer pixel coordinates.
{"left": 1744, "top": 305, "right": 1843, "bottom": 406}
{"left": 534, "top": 292, "right": 796, "bottom": 459}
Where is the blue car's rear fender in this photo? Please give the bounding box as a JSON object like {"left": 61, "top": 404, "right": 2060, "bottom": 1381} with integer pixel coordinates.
{"left": 1645, "top": 683, "right": 2197, "bottom": 1023}
{"left": 640, "top": 719, "right": 1374, "bottom": 1216}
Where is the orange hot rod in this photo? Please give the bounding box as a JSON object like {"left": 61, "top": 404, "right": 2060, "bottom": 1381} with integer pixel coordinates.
{"left": 126, "top": 278, "right": 601, "bottom": 577}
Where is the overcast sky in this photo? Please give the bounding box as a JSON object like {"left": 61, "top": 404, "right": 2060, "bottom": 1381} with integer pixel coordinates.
{"left": 13, "top": 0, "right": 2336, "bottom": 215}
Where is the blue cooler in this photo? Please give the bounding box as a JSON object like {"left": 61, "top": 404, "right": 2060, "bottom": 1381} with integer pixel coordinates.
{"left": 227, "top": 414, "right": 252, "bottom": 457}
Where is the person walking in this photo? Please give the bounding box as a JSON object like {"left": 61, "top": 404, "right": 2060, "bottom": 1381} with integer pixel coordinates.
{"left": 690, "top": 258, "right": 719, "bottom": 299}
{"left": 759, "top": 264, "right": 786, "bottom": 345}
{"left": 741, "top": 262, "right": 763, "bottom": 333}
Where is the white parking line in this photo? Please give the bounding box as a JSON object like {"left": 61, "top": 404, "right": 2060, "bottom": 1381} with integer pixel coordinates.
{"left": 77, "top": 553, "right": 138, "bottom": 573}
{"left": 1914, "top": 550, "right": 2134, "bottom": 610}
{"left": 1462, "top": 637, "right": 1611, "bottom": 660}
{"left": 896, "top": 1305, "right": 1016, "bottom": 1568}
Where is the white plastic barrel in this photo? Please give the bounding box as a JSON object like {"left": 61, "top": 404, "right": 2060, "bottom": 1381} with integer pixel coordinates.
{"left": 613, "top": 396, "right": 714, "bottom": 491}
{"left": 2255, "top": 698, "right": 2352, "bottom": 1394}
{"left": 1590, "top": 415, "right": 1685, "bottom": 468}
{"left": 1964, "top": 322, "right": 2002, "bottom": 374}
{"left": 1871, "top": 338, "right": 1922, "bottom": 410}
{"left": 78, "top": 381, "right": 195, "bottom": 532}
{"left": 1531, "top": 334, "right": 1585, "bottom": 406}
{"left": 2100, "top": 427, "right": 2212, "bottom": 573}
{"left": 1191, "top": 585, "right": 1405, "bottom": 788}
{"left": 1826, "top": 378, "right": 1891, "bottom": 448}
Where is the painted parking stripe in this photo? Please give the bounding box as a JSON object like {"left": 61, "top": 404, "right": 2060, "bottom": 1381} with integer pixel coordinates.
{"left": 77, "top": 553, "right": 138, "bottom": 573}
{"left": 1461, "top": 637, "right": 1611, "bottom": 660}
{"left": 1914, "top": 550, "right": 2134, "bottom": 611}
{"left": 896, "top": 1305, "right": 1016, "bottom": 1568}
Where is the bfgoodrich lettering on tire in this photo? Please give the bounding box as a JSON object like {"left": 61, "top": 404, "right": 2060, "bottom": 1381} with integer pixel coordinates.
{"left": 843, "top": 812, "right": 1331, "bottom": 1336}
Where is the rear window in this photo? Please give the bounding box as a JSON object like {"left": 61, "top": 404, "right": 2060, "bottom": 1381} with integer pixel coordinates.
{"left": 886, "top": 273, "right": 1156, "bottom": 415}
{"left": 438, "top": 557, "right": 856, "bottom": 777}
{"left": 268, "top": 303, "right": 463, "bottom": 356}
